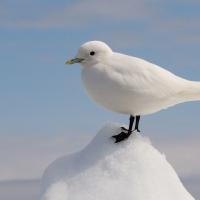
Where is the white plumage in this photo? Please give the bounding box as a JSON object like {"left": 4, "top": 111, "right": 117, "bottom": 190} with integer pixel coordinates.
{"left": 68, "top": 41, "right": 200, "bottom": 116}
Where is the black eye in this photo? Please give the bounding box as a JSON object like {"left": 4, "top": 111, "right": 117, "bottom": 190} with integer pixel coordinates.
{"left": 90, "top": 51, "right": 95, "bottom": 56}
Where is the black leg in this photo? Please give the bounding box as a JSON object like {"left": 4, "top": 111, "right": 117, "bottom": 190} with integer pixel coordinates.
{"left": 128, "top": 115, "right": 135, "bottom": 134}
{"left": 112, "top": 115, "right": 135, "bottom": 143}
{"left": 134, "top": 115, "right": 140, "bottom": 132}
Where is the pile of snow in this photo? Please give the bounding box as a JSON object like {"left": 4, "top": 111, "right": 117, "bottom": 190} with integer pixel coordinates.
{"left": 41, "top": 123, "right": 195, "bottom": 200}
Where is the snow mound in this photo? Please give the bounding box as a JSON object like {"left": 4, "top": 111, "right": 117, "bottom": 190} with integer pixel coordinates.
{"left": 41, "top": 123, "right": 195, "bottom": 200}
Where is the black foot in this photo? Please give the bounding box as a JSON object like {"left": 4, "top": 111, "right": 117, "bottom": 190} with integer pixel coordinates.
{"left": 120, "top": 126, "right": 133, "bottom": 133}
{"left": 133, "top": 128, "right": 140, "bottom": 132}
{"left": 112, "top": 132, "right": 131, "bottom": 143}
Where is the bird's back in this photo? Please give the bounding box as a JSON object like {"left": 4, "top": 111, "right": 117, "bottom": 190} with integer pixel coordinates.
{"left": 105, "top": 53, "right": 190, "bottom": 99}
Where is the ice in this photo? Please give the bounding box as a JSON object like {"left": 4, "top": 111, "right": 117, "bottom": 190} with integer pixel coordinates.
{"left": 41, "top": 123, "right": 195, "bottom": 200}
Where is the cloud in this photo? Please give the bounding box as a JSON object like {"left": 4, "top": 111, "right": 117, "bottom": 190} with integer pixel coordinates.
{"left": 0, "top": 179, "right": 39, "bottom": 200}
{"left": 182, "top": 175, "right": 200, "bottom": 199}
{"left": 1, "top": 0, "right": 200, "bottom": 54}
{"left": 0, "top": 0, "right": 153, "bottom": 28}
{"left": 0, "top": 131, "right": 93, "bottom": 180}
{"left": 1, "top": 0, "right": 200, "bottom": 31}
{"left": 92, "top": 30, "right": 144, "bottom": 50}
{"left": 152, "top": 135, "right": 200, "bottom": 178}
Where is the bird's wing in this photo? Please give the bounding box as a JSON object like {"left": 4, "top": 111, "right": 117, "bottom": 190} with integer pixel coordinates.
{"left": 106, "top": 53, "right": 188, "bottom": 99}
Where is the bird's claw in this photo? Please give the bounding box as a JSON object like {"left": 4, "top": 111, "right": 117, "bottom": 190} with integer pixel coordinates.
{"left": 120, "top": 126, "right": 133, "bottom": 133}
{"left": 113, "top": 124, "right": 140, "bottom": 143}
{"left": 112, "top": 132, "right": 131, "bottom": 143}
{"left": 133, "top": 128, "right": 140, "bottom": 132}
{"left": 121, "top": 126, "right": 140, "bottom": 133}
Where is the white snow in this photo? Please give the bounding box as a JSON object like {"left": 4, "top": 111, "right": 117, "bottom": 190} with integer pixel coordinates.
{"left": 41, "top": 123, "right": 195, "bottom": 200}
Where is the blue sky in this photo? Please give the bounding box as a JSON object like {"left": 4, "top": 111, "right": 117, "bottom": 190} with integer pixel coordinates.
{"left": 0, "top": 0, "right": 200, "bottom": 198}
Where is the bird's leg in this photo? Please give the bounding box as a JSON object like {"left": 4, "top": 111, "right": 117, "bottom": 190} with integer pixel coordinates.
{"left": 112, "top": 115, "right": 135, "bottom": 143}
{"left": 127, "top": 115, "right": 135, "bottom": 135}
{"left": 134, "top": 115, "right": 141, "bottom": 132}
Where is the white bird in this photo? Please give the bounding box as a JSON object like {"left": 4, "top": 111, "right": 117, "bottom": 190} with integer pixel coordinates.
{"left": 66, "top": 41, "right": 200, "bottom": 143}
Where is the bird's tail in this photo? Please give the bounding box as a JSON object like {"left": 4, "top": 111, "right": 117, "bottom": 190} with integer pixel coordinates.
{"left": 179, "top": 81, "right": 200, "bottom": 102}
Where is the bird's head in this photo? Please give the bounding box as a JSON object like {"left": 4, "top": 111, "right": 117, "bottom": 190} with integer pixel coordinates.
{"left": 65, "top": 41, "right": 112, "bottom": 67}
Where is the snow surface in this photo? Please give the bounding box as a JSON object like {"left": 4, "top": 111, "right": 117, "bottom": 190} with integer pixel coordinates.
{"left": 41, "top": 123, "right": 195, "bottom": 200}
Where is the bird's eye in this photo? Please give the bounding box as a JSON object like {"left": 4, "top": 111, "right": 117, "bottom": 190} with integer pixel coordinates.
{"left": 90, "top": 51, "right": 95, "bottom": 56}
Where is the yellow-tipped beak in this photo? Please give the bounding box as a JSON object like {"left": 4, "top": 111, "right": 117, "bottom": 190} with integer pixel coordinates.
{"left": 65, "top": 58, "right": 84, "bottom": 64}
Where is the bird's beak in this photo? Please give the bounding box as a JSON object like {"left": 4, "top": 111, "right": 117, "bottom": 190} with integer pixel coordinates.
{"left": 65, "top": 57, "right": 84, "bottom": 65}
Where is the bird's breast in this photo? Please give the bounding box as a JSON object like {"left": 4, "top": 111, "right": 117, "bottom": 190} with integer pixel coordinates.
{"left": 81, "top": 66, "right": 139, "bottom": 114}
